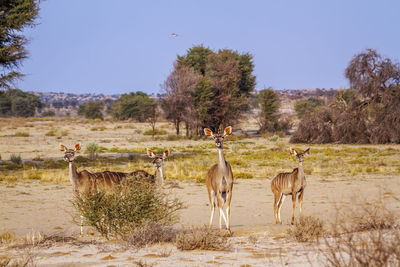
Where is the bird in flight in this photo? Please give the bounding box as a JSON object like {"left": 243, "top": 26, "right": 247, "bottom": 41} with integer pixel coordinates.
{"left": 171, "top": 33, "right": 178, "bottom": 37}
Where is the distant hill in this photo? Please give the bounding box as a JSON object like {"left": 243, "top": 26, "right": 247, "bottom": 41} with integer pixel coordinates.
{"left": 31, "top": 89, "right": 339, "bottom": 116}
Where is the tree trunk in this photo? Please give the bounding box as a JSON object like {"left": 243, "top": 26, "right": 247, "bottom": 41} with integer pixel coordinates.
{"left": 175, "top": 119, "right": 180, "bottom": 135}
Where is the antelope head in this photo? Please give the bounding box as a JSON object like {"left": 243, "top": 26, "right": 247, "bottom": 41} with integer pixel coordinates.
{"left": 60, "top": 143, "right": 81, "bottom": 162}
{"left": 290, "top": 147, "right": 310, "bottom": 163}
{"left": 204, "top": 126, "right": 232, "bottom": 149}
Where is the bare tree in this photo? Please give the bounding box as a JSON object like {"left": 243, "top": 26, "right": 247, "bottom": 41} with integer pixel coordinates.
{"left": 161, "top": 64, "right": 201, "bottom": 135}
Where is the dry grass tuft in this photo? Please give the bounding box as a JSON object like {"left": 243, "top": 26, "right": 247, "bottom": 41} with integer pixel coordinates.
{"left": 0, "top": 230, "right": 16, "bottom": 244}
{"left": 123, "top": 222, "right": 176, "bottom": 249}
{"left": 287, "top": 216, "right": 325, "bottom": 242}
{"left": 322, "top": 198, "right": 400, "bottom": 266}
{"left": 175, "top": 226, "right": 230, "bottom": 251}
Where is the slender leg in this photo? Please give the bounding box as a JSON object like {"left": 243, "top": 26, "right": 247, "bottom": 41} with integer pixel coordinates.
{"left": 217, "top": 195, "right": 223, "bottom": 231}
{"left": 277, "top": 194, "right": 285, "bottom": 224}
{"left": 273, "top": 192, "right": 280, "bottom": 224}
{"left": 291, "top": 193, "right": 296, "bottom": 224}
{"left": 80, "top": 215, "right": 84, "bottom": 236}
{"left": 226, "top": 191, "right": 232, "bottom": 234}
{"left": 298, "top": 189, "right": 304, "bottom": 219}
{"left": 209, "top": 190, "right": 215, "bottom": 228}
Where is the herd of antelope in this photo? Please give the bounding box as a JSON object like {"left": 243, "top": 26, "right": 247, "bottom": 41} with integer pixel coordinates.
{"left": 61, "top": 126, "right": 309, "bottom": 235}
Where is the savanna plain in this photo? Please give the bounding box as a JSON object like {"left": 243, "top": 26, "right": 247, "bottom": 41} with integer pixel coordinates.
{"left": 0, "top": 117, "right": 400, "bottom": 266}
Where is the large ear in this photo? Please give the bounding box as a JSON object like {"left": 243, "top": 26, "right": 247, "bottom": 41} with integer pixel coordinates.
{"left": 290, "top": 147, "right": 297, "bottom": 156}
{"left": 75, "top": 143, "right": 81, "bottom": 151}
{"left": 60, "top": 144, "right": 67, "bottom": 151}
{"left": 147, "top": 148, "right": 155, "bottom": 158}
{"left": 204, "top": 128, "right": 213, "bottom": 137}
{"left": 163, "top": 150, "right": 169, "bottom": 159}
{"left": 224, "top": 126, "right": 232, "bottom": 136}
{"left": 304, "top": 148, "right": 310, "bottom": 155}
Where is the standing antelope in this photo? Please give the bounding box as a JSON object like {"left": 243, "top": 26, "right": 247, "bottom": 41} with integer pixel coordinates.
{"left": 271, "top": 147, "right": 309, "bottom": 224}
{"left": 204, "top": 126, "right": 234, "bottom": 234}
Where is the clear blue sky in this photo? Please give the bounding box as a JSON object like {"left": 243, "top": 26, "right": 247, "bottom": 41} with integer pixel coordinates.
{"left": 18, "top": 0, "right": 400, "bottom": 95}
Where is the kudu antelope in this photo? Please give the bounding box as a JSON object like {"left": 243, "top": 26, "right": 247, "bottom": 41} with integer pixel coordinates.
{"left": 61, "top": 144, "right": 169, "bottom": 235}
{"left": 132, "top": 148, "right": 169, "bottom": 186}
{"left": 271, "top": 147, "right": 309, "bottom": 224}
{"left": 204, "top": 126, "right": 234, "bottom": 234}
{"left": 61, "top": 143, "right": 128, "bottom": 235}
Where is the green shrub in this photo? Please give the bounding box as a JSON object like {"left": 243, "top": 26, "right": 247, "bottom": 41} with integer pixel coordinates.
{"left": 143, "top": 129, "right": 167, "bottom": 136}
{"left": 72, "top": 178, "right": 183, "bottom": 239}
{"left": 84, "top": 142, "right": 100, "bottom": 160}
{"left": 10, "top": 154, "right": 22, "bottom": 164}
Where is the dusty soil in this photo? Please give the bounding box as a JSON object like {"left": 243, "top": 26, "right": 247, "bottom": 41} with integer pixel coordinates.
{"left": 1, "top": 174, "right": 399, "bottom": 266}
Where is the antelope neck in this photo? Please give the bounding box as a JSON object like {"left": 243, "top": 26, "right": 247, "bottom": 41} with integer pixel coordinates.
{"left": 298, "top": 161, "right": 304, "bottom": 177}
{"left": 217, "top": 148, "right": 227, "bottom": 170}
{"left": 69, "top": 161, "right": 79, "bottom": 188}
{"left": 155, "top": 165, "right": 163, "bottom": 182}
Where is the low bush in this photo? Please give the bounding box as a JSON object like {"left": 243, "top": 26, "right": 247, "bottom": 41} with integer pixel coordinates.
{"left": 123, "top": 221, "right": 176, "bottom": 248}
{"left": 84, "top": 142, "right": 100, "bottom": 160}
{"left": 287, "top": 216, "right": 325, "bottom": 242}
{"left": 72, "top": 177, "right": 183, "bottom": 239}
{"left": 323, "top": 201, "right": 400, "bottom": 267}
{"left": 10, "top": 154, "right": 22, "bottom": 164}
{"left": 175, "top": 226, "right": 230, "bottom": 251}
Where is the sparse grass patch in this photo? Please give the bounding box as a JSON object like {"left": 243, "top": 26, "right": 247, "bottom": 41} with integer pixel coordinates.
{"left": 175, "top": 226, "right": 230, "bottom": 251}
{"left": 14, "top": 131, "right": 29, "bottom": 137}
{"left": 90, "top": 126, "right": 106, "bottom": 131}
{"left": 143, "top": 129, "right": 167, "bottom": 136}
{"left": 287, "top": 216, "right": 325, "bottom": 242}
{"left": 235, "top": 172, "right": 254, "bottom": 179}
{"left": 45, "top": 129, "right": 57, "bottom": 136}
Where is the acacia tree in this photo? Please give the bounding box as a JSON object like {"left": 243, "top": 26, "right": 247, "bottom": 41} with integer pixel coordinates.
{"left": 169, "top": 45, "right": 256, "bottom": 133}
{"left": 345, "top": 48, "right": 400, "bottom": 143}
{"left": 291, "top": 49, "right": 400, "bottom": 144}
{"left": 0, "top": 0, "right": 39, "bottom": 89}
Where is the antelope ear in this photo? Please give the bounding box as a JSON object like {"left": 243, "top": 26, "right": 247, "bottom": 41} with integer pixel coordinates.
{"left": 60, "top": 144, "right": 67, "bottom": 151}
{"left": 224, "top": 126, "right": 232, "bottom": 136}
{"left": 147, "top": 148, "right": 155, "bottom": 158}
{"left": 204, "top": 128, "right": 213, "bottom": 137}
{"left": 74, "top": 144, "right": 81, "bottom": 151}
{"left": 304, "top": 148, "right": 310, "bottom": 155}
{"left": 290, "top": 147, "right": 297, "bottom": 156}
{"left": 163, "top": 150, "right": 169, "bottom": 159}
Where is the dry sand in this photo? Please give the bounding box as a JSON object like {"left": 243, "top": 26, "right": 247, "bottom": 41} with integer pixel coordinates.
{"left": 1, "top": 174, "right": 399, "bottom": 266}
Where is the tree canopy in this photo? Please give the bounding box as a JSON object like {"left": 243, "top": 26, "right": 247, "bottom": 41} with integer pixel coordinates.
{"left": 163, "top": 45, "right": 256, "bottom": 135}
{"left": 0, "top": 0, "right": 39, "bottom": 89}
{"left": 110, "top": 91, "right": 157, "bottom": 122}
{"left": 0, "top": 89, "right": 42, "bottom": 117}
{"left": 291, "top": 49, "right": 400, "bottom": 144}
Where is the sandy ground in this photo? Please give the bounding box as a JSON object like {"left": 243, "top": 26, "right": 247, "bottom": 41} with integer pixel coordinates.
{"left": 1, "top": 174, "right": 399, "bottom": 266}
